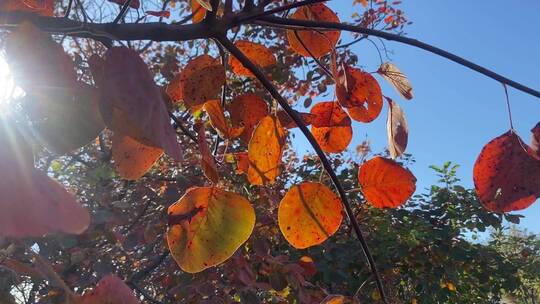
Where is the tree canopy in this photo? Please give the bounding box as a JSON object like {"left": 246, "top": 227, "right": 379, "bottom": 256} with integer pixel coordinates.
{"left": 0, "top": 0, "right": 539, "bottom": 303}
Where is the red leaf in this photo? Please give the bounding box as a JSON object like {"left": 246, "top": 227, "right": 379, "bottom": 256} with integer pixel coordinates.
{"left": 310, "top": 101, "right": 351, "bottom": 128}
{"left": 146, "top": 10, "right": 171, "bottom": 18}
{"left": 108, "top": 0, "right": 140, "bottom": 9}
{"left": 0, "top": 121, "right": 90, "bottom": 238}
{"left": 75, "top": 275, "right": 140, "bottom": 304}
{"left": 195, "top": 122, "right": 219, "bottom": 184}
{"left": 473, "top": 131, "right": 540, "bottom": 212}
{"left": 531, "top": 122, "right": 540, "bottom": 160}
{"left": 92, "top": 47, "right": 182, "bottom": 161}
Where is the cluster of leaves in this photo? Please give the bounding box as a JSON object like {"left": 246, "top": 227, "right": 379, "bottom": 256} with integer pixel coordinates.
{"left": 0, "top": 0, "right": 538, "bottom": 303}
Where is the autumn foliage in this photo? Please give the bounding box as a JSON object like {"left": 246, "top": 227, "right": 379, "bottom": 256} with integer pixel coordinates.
{"left": 0, "top": 0, "right": 537, "bottom": 303}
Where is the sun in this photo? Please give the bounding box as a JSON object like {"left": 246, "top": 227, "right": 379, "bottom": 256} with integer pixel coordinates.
{"left": 0, "top": 55, "right": 15, "bottom": 103}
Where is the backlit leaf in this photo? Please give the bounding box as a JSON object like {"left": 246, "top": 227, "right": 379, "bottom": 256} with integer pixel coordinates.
{"left": 227, "top": 94, "right": 269, "bottom": 143}
{"left": 5, "top": 22, "right": 76, "bottom": 92}
{"left": 191, "top": 0, "right": 207, "bottom": 23}
{"left": 310, "top": 101, "right": 351, "bottom": 128}
{"left": 21, "top": 84, "right": 105, "bottom": 154}
{"left": 145, "top": 10, "right": 170, "bottom": 18}
{"left": 195, "top": 122, "right": 219, "bottom": 184}
{"left": 530, "top": 122, "right": 540, "bottom": 159}
{"left": 278, "top": 182, "right": 343, "bottom": 249}
{"left": 229, "top": 40, "right": 277, "bottom": 77}
{"left": 377, "top": 62, "right": 413, "bottom": 100}
{"left": 75, "top": 275, "right": 140, "bottom": 304}
{"left": 183, "top": 64, "right": 226, "bottom": 108}
{"left": 0, "top": 121, "right": 90, "bottom": 238}
{"left": 167, "top": 187, "right": 255, "bottom": 273}
{"left": 166, "top": 55, "right": 219, "bottom": 103}
{"left": 336, "top": 66, "right": 383, "bottom": 122}
{"left": 358, "top": 156, "right": 416, "bottom": 208}
{"left": 0, "top": 0, "right": 54, "bottom": 16}
{"left": 276, "top": 110, "right": 315, "bottom": 129}
{"left": 247, "top": 116, "right": 286, "bottom": 185}
{"left": 203, "top": 99, "right": 243, "bottom": 139}
{"left": 473, "top": 131, "right": 540, "bottom": 212}
{"left": 310, "top": 102, "right": 352, "bottom": 153}
{"left": 320, "top": 295, "right": 346, "bottom": 304}
{"left": 93, "top": 47, "right": 182, "bottom": 161}
{"left": 386, "top": 98, "right": 408, "bottom": 159}
{"left": 112, "top": 133, "right": 163, "bottom": 181}
{"left": 286, "top": 4, "right": 341, "bottom": 58}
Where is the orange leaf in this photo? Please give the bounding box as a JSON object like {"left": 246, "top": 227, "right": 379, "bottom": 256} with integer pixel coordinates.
{"left": 336, "top": 67, "right": 383, "bottom": 122}
{"left": 321, "top": 295, "right": 346, "bottom": 304}
{"left": 183, "top": 64, "right": 226, "bottom": 108}
{"left": 0, "top": 0, "right": 54, "bottom": 16}
{"left": 203, "top": 99, "right": 243, "bottom": 139}
{"left": 358, "top": 157, "right": 416, "bottom": 208}
{"left": 195, "top": 122, "right": 219, "bottom": 184}
{"left": 75, "top": 275, "right": 140, "bottom": 304}
{"left": 191, "top": 0, "right": 207, "bottom": 23}
{"left": 233, "top": 152, "right": 250, "bottom": 175}
{"left": 93, "top": 47, "right": 181, "bottom": 161}
{"left": 378, "top": 62, "right": 413, "bottom": 100}
{"left": 286, "top": 4, "right": 341, "bottom": 58}
{"left": 386, "top": 98, "right": 408, "bottom": 159}
{"left": 167, "top": 187, "right": 255, "bottom": 273}
{"left": 473, "top": 131, "right": 540, "bottom": 212}
{"left": 112, "top": 133, "right": 163, "bottom": 180}
{"left": 276, "top": 110, "right": 315, "bottom": 129}
{"left": 278, "top": 182, "right": 343, "bottom": 249}
{"left": 166, "top": 55, "right": 219, "bottom": 103}
{"left": 227, "top": 94, "right": 269, "bottom": 143}
{"left": 247, "top": 116, "right": 286, "bottom": 185}
{"left": 310, "top": 102, "right": 352, "bottom": 153}
{"left": 229, "top": 40, "right": 277, "bottom": 77}
{"left": 310, "top": 101, "right": 351, "bottom": 127}
{"left": 0, "top": 121, "right": 90, "bottom": 238}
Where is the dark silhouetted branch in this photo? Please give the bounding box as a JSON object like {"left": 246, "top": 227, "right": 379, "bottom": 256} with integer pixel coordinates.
{"left": 218, "top": 36, "right": 389, "bottom": 304}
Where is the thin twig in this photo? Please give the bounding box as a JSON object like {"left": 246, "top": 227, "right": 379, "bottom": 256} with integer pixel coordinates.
{"left": 257, "top": 16, "right": 540, "bottom": 99}
{"left": 218, "top": 36, "right": 389, "bottom": 304}
{"left": 112, "top": 0, "right": 134, "bottom": 24}
{"left": 169, "top": 112, "right": 198, "bottom": 143}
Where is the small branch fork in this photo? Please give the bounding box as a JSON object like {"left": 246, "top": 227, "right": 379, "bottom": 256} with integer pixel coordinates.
{"left": 3, "top": 1, "right": 540, "bottom": 303}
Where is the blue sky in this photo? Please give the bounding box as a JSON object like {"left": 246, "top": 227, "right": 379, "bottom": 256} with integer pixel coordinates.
{"left": 293, "top": 1, "right": 540, "bottom": 232}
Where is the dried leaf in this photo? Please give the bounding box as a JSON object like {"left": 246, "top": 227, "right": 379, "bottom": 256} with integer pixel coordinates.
{"left": 167, "top": 187, "right": 255, "bottom": 273}
{"left": 378, "top": 62, "right": 413, "bottom": 100}
{"left": 247, "top": 116, "right": 286, "bottom": 185}
{"left": 358, "top": 157, "right": 416, "bottom": 208}
{"left": 227, "top": 94, "right": 269, "bottom": 143}
{"left": 112, "top": 133, "right": 163, "bottom": 180}
{"left": 473, "top": 131, "right": 540, "bottom": 212}
{"left": 229, "top": 40, "right": 277, "bottom": 77}
{"left": 278, "top": 182, "right": 343, "bottom": 249}
{"left": 287, "top": 4, "right": 341, "bottom": 58}
{"left": 386, "top": 98, "right": 408, "bottom": 159}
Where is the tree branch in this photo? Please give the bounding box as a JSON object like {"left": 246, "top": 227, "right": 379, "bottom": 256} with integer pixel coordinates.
{"left": 0, "top": 11, "right": 214, "bottom": 42}
{"left": 256, "top": 16, "right": 540, "bottom": 99}
{"left": 218, "top": 36, "right": 389, "bottom": 304}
